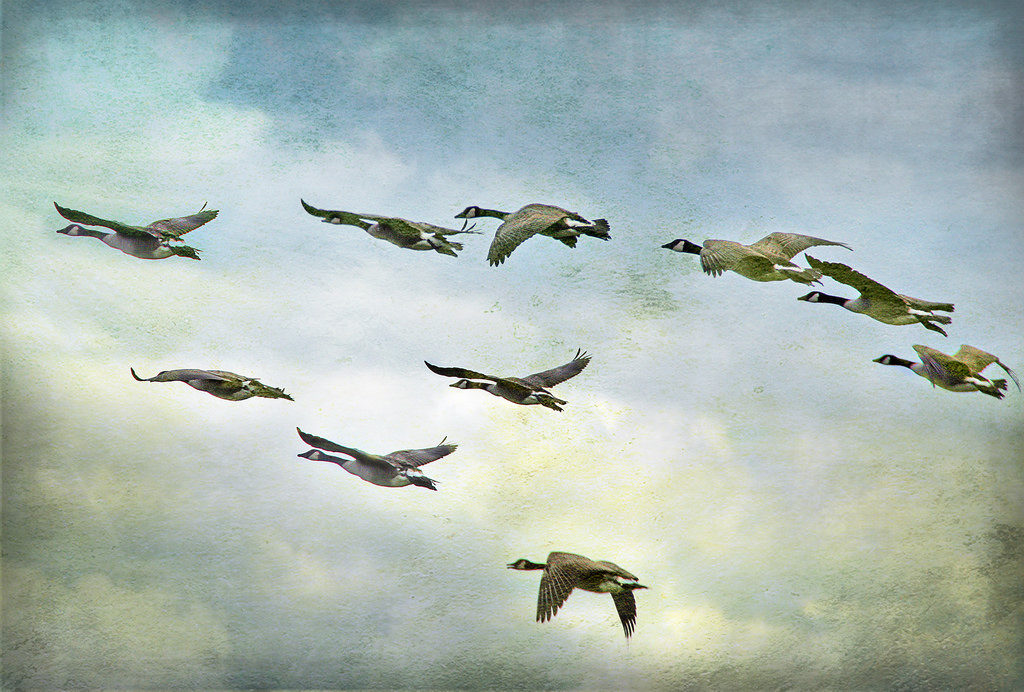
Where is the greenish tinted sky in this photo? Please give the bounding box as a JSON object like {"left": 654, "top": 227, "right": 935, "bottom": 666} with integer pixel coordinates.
{"left": 2, "top": 1, "right": 1022, "bottom": 689}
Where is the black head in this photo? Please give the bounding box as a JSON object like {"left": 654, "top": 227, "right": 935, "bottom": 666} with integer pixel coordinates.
{"left": 455, "top": 206, "right": 480, "bottom": 219}
{"left": 797, "top": 291, "right": 821, "bottom": 302}
{"left": 57, "top": 223, "right": 84, "bottom": 235}
{"left": 873, "top": 355, "right": 897, "bottom": 365}
{"left": 298, "top": 449, "right": 327, "bottom": 461}
{"left": 507, "top": 558, "right": 546, "bottom": 570}
{"left": 661, "top": 238, "right": 702, "bottom": 254}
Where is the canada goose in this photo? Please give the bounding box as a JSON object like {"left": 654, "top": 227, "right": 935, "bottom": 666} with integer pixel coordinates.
{"left": 424, "top": 349, "right": 591, "bottom": 411}
{"left": 455, "top": 204, "right": 610, "bottom": 266}
{"left": 54, "top": 202, "right": 215, "bottom": 260}
{"left": 296, "top": 427, "right": 455, "bottom": 490}
{"left": 508, "top": 552, "right": 647, "bottom": 638}
{"left": 798, "top": 256, "right": 955, "bottom": 335}
{"left": 130, "top": 368, "right": 293, "bottom": 401}
{"left": 301, "top": 199, "right": 479, "bottom": 257}
{"left": 873, "top": 345, "right": 1020, "bottom": 399}
{"left": 661, "top": 232, "right": 850, "bottom": 284}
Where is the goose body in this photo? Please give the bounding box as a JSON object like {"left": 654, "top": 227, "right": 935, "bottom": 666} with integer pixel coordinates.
{"left": 456, "top": 204, "right": 610, "bottom": 266}
{"left": 301, "top": 199, "right": 479, "bottom": 257}
{"left": 54, "top": 202, "right": 215, "bottom": 260}
{"left": 661, "top": 232, "right": 850, "bottom": 284}
{"left": 424, "top": 349, "right": 591, "bottom": 411}
{"left": 874, "top": 345, "right": 1020, "bottom": 399}
{"left": 130, "top": 368, "right": 293, "bottom": 401}
{"left": 798, "top": 256, "right": 954, "bottom": 335}
{"left": 508, "top": 551, "right": 647, "bottom": 638}
{"left": 296, "top": 428, "right": 455, "bottom": 490}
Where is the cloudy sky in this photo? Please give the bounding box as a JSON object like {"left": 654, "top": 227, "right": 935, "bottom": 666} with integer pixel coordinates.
{"left": 2, "top": 0, "right": 1022, "bottom": 688}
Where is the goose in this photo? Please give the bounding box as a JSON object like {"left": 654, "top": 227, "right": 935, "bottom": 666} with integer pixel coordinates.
{"left": 455, "top": 204, "right": 610, "bottom": 266}
{"left": 661, "top": 232, "right": 850, "bottom": 284}
{"left": 130, "top": 368, "right": 293, "bottom": 401}
{"left": 797, "top": 256, "right": 955, "bottom": 335}
{"left": 54, "top": 202, "right": 216, "bottom": 260}
{"left": 873, "top": 345, "right": 1020, "bottom": 399}
{"left": 296, "top": 427, "right": 455, "bottom": 490}
{"left": 508, "top": 552, "right": 647, "bottom": 638}
{"left": 301, "top": 199, "right": 480, "bottom": 257}
{"left": 424, "top": 349, "right": 591, "bottom": 411}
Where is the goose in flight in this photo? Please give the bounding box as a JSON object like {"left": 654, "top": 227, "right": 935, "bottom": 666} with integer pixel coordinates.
{"left": 798, "top": 256, "right": 954, "bottom": 335}
{"left": 54, "top": 202, "right": 216, "bottom": 260}
{"left": 130, "top": 368, "right": 293, "bottom": 401}
{"left": 661, "top": 232, "right": 850, "bottom": 284}
{"left": 424, "top": 349, "right": 591, "bottom": 411}
{"left": 301, "top": 199, "right": 479, "bottom": 257}
{"left": 296, "top": 427, "right": 456, "bottom": 490}
{"left": 873, "top": 345, "right": 1020, "bottom": 399}
{"left": 455, "top": 204, "right": 610, "bottom": 266}
{"left": 508, "top": 551, "right": 648, "bottom": 638}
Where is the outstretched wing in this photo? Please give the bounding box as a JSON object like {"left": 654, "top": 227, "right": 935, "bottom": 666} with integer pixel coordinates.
{"left": 146, "top": 205, "right": 219, "bottom": 237}
{"left": 54, "top": 202, "right": 153, "bottom": 237}
{"left": 487, "top": 205, "right": 566, "bottom": 265}
{"left": 296, "top": 427, "right": 376, "bottom": 463}
{"left": 388, "top": 442, "right": 458, "bottom": 467}
{"left": 424, "top": 361, "right": 498, "bottom": 382}
{"left": 131, "top": 367, "right": 231, "bottom": 382}
{"left": 750, "top": 232, "right": 851, "bottom": 260}
{"left": 913, "top": 345, "right": 970, "bottom": 384}
{"left": 805, "top": 255, "right": 908, "bottom": 310}
{"left": 537, "top": 552, "right": 589, "bottom": 623}
{"left": 699, "top": 240, "right": 773, "bottom": 277}
{"left": 521, "top": 350, "right": 591, "bottom": 388}
{"left": 611, "top": 591, "right": 639, "bottom": 638}
{"left": 300, "top": 199, "right": 372, "bottom": 229}
{"left": 955, "top": 345, "right": 1021, "bottom": 390}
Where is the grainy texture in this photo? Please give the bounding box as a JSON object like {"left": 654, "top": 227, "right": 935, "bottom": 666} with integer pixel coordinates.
{"left": 2, "top": 0, "right": 1022, "bottom": 689}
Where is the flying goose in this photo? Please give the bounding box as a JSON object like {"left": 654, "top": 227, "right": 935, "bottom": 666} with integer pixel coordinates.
{"left": 873, "top": 345, "right": 1020, "bottom": 399}
{"left": 455, "top": 204, "right": 610, "bottom": 266}
{"left": 130, "top": 368, "right": 293, "bottom": 401}
{"left": 797, "top": 256, "right": 954, "bottom": 335}
{"left": 661, "top": 232, "right": 850, "bottom": 284}
{"left": 508, "top": 552, "right": 648, "bottom": 638}
{"left": 301, "top": 199, "right": 479, "bottom": 257}
{"left": 54, "top": 202, "right": 216, "bottom": 260}
{"left": 424, "top": 349, "right": 591, "bottom": 411}
{"left": 296, "top": 427, "right": 456, "bottom": 490}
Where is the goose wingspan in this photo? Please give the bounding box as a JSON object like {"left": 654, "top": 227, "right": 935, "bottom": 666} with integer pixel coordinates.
{"left": 146, "top": 206, "right": 219, "bottom": 237}
{"left": 295, "top": 428, "right": 380, "bottom": 463}
{"left": 805, "top": 255, "right": 906, "bottom": 306}
{"left": 537, "top": 552, "right": 588, "bottom": 623}
{"left": 521, "top": 350, "right": 591, "bottom": 388}
{"left": 611, "top": 590, "right": 639, "bottom": 638}
{"left": 750, "top": 232, "right": 851, "bottom": 260}
{"left": 424, "top": 361, "right": 496, "bottom": 382}
{"left": 130, "top": 367, "right": 232, "bottom": 382}
{"left": 387, "top": 442, "right": 458, "bottom": 467}
{"left": 698, "top": 240, "right": 761, "bottom": 277}
{"left": 487, "top": 206, "right": 561, "bottom": 265}
{"left": 954, "top": 345, "right": 1021, "bottom": 390}
{"left": 54, "top": 202, "right": 151, "bottom": 237}
{"left": 913, "top": 345, "right": 970, "bottom": 384}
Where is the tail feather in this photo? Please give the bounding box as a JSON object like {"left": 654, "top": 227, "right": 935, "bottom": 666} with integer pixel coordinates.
{"left": 170, "top": 244, "right": 202, "bottom": 260}
{"left": 407, "top": 474, "right": 438, "bottom": 490}
{"left": 583, "top": 218, "right": 611, "bottom": 240}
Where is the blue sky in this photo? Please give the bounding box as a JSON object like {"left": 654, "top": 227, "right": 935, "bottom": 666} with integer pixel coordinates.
{"left": 2, "top": 1, "right": 1022, "bottom": 688}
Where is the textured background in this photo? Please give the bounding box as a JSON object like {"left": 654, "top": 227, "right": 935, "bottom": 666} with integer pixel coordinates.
{"left": 2, "top": 1, "right": 1023, "bottom": 689}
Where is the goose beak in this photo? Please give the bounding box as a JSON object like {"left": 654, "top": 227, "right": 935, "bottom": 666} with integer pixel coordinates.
{"left": 660, "top": 241, "right": 675, "bottom": 249}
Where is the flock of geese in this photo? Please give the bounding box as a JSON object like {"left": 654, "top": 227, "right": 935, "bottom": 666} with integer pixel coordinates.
{"left": 52, "top": 196, "right": 1018, "bottom": 640}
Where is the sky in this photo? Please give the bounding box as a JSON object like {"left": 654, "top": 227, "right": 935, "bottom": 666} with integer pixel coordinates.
{"left": 2, "top": 0, "right": 1023, "bottom": 689}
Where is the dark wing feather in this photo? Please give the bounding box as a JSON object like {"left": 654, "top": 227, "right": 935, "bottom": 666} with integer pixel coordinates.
{"left": 54, "top": 202, "right": 152, "bottom": 237}
{"left": 295, "top": 427, "right": 375, "bottom": 462}
{"left": 487, "top": 205, "right": 567, "bottom": 265}
{"left": 611, "top": 591, "right": 638, "bottom": 638}
{"left": 521, "top": 350, "right": 591, "bottom": 388}
{"left": 387, "top": 443, "right": 458, "bottom": 467}
{"left": 805, "top": 256, "right": 903, "bottom": 305}
{"left": 749, "top": 232, "right": 851, "bottom": 260}
{"left": 424, "top": 361, "right": 498, "bottom": 382}
{"left": 536, "top": 552, "right": 594, "bottom": 623}
{"left": 913, "top": 345, "right": 969, "bottom": 384}
{"left": 300, "top": 200, "right": 372, "bottom": 229}
{"left": 146, "top": 206, "right": 218, "bottom": 237}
